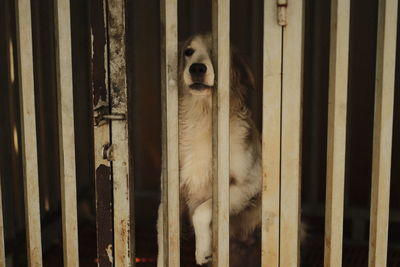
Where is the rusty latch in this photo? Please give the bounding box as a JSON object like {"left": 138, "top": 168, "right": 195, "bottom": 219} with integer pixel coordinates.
{"left": 93, "top": 105, "right": 126, "bottom": 126}
{"left": 277, "top": 0, "right": 287, "bottom": 26}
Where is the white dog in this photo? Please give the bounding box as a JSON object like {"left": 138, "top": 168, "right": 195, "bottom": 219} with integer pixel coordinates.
{"left": 157, "top": 33, "right": 262, "bottom": 266}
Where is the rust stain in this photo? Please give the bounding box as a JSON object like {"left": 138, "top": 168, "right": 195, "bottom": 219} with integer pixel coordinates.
{"left": 95, "top": 164, "right": 113, "bottom": 266}
{"left": 118, "top": 220, "right": 126, "bottom": 263}
{"left": 120, "top": 219, "right": 126, "bottom": 237}
{"left": 91, "top": 0, "right": 107, "bottom": 107}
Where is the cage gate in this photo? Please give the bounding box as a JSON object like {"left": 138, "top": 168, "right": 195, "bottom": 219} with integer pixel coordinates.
{"left": 90, "top": 0, "right": 133, "bottom": 266}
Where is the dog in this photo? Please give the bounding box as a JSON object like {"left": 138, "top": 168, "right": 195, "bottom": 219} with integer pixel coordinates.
{"left": 157, "top": 33, "right": 262, "bottom": 266}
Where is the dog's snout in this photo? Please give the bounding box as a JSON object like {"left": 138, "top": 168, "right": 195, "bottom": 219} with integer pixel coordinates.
{"left": 189, "top": 63, "right": 207, "bottom": 76}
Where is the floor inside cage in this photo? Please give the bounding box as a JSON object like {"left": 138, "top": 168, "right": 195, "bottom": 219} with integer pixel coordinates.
{"left": 40, "top": 220, "right": 400, "bottom": 267}
{"left": 35, "top": 196, "right": 400, "bottom": 267}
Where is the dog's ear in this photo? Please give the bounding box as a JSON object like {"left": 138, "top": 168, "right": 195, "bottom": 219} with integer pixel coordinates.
{"left": 231, "top": 49, "right": 256, "bottom": 93}
{"left": 230, "top": 49, "right": 256, "bottom": 110}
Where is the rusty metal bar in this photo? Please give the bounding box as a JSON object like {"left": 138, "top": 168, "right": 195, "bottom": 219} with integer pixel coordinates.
{"left": 261, "top": 0, "right": 283, "bottom": 265}
{"left": 53, "top": 0, "right": 80, "bottom": 266}
{"left": 211, "top": 0, "right": 230, "bottom": 266}
{"left": 107, "top": 0, "right": 134, "bottom": 266}
{"left": 15, "top": 0, "right": 43, "bottom": 265}
{"left": 324, "top": 0, "right": 350, "bottom": 266}
{"left": 91, "top": 0, "right": 114, "bottom": 265}
{"left": 368, "top": 0, "right": 398, "bottom": 266}
{"left": 280, "top": 1, "right": 304, "bottom": 266}
{"left": 160, "top": 0, "right": 180, "bottom": 266}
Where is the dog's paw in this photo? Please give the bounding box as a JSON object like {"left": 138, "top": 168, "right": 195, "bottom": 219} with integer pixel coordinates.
{"left": 195, "top": 249, "right": 212, "bottom": 266}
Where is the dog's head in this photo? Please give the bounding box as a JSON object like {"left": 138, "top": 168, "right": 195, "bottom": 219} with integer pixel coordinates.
{"left": 179, "top": 34, "right": 215, "bottom": 96}
{"left": 179, "top": 33, "right": 255, "bottom": 100}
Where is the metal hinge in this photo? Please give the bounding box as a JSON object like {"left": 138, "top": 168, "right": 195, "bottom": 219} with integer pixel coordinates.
{"left": 277, "top": 0, "right": 287, "bottom": 26}
{"left": 93, "top": 105, "right": 126, "bottom": 126}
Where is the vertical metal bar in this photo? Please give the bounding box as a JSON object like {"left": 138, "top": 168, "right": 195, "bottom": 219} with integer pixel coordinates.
{"left": 53, "top": 0, "right": 80, "bottom": 266}
{"left": 368, "top": 0, "right": 398, "bottom": 266}
{"left": 107, "top": 0, "right": 134, "bottom": 266}
{"left": 0, "top": 175, "right": 5, "bottom": 267}
{"left": 160, "top": 0, "right": 180, "bottom": 266}
{"left": 15, "top": 0, "right": 43, "bottom": 265}
{"left": 280, "top": 1, "right": 304, "bottom": 266}
{"left": 324, "top": 0, "right": 350, "bottom": 266}
{"left": 211, "top": 0, "right": 230, "bottom": 266}
{"left": 261, "top": 0, "right": 282, "bottom": 265}
{"left": 91, "top": 0, "right": 114, "bottom": 265}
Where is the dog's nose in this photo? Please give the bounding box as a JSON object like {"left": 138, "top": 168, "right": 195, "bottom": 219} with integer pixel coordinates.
{"left": 189, "top": 63, "right": 207, "bottom": 75}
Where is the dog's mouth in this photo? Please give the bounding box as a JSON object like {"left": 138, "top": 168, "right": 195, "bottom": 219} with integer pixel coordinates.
{"left": 189, "top": 83, "right": 213, "bottom": 90}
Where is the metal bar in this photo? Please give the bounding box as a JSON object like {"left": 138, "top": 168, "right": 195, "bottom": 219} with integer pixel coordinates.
{"left": 90, "top": 0, "right": 114, "bottom": 265}
{"left": 261, "top": 0, "right": 283, "bottom": 266}
{"left": 277, "top": 0, "right": 288, "bottom": 26}
{"left": 211, "top": 0, "right": 230, "bottom": 266}
{"left": 280, "top": 1, "right": 304, "bottom": 266}
{"left": 323, "top": 0, "right": 350, "bottom": 266}
{"left": 53, "top": 0, "right": 80, "bottom": 266}
{"left": 160, "top": 0, "right": 180, "bottom": 266}
{"left": 15, "top": 0, "right": 43, "bottom": 265}
{"left": 107, "top": 0, "right": 134, "bottom": 266}
{"left": 368, "top": 0, "right": 398, "bottom": 266}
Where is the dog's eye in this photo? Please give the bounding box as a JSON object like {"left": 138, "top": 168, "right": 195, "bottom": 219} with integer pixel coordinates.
{"left": 184, "top": 48, "right": 194, "bottom": 57}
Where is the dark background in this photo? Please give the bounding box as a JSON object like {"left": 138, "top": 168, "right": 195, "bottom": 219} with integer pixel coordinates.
{"left": 0, "top": 0, "right": 399, "bottom": 266}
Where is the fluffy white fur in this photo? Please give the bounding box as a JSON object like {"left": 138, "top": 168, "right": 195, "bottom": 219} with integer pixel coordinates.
{"left": 157, "top": 34, "right": 262, "bottom": 266}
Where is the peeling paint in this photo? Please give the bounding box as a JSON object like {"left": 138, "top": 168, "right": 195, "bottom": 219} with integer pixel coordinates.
{"left": 107, "top": 0, "right": 128, "bottom": 112}
{"left": 95, "top": 164, "right": 113, "bottom": 266}
{"left": 91, "top": 0, "right": 108, "bottom": 107}
{"left": 107, "top": 0, "right": 133, "bottom": 266}
{"left": 91, "top": 1, "right": 115, "bottom": 266}
{"left": 106, "top": 244, "right": 113, "bottom": 263}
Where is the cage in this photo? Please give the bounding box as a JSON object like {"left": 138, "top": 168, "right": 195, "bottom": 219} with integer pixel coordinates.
{"left": 0, "top": 0, "right": 399, "bottom": 266}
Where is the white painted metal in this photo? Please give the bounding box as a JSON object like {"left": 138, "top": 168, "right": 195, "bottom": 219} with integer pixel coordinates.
{"left": 277, "top": 0, "right": 288, "bottom": 26}
{"left": 280, "top": 1, "right": 304, "bottom": 266}
{"left": 15, "top": 0, "right": 43, "bottom": 265}
{"left": 160, "top": 0, "right": 180, "bottom": 266}
{"left": 211, "top": 0, "right": 230, "bottom": 266}
{"left": 324, "top": 0, "right": 350, "bottom": 266}
{"left": 261, "top": 0, "right": 283, "bottom": 266}
{"left": 53, "top": 0, "right": 80, "bottom": 266}
{"left": 368, "top": 0, "right": 398, "bottom": 266}
{"left": 107, "top": 0, "right": 133, "bottom": 266}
